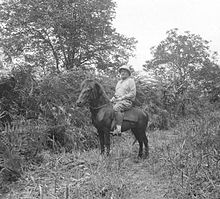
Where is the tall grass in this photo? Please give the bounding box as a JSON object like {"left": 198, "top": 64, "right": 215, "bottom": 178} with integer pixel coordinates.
{"left": 1, "top": 134, "right": 146, "bottom": 199}
{"left": 3, "top": 111, "right": 220, "bottom": 198}
{"left": 0, "top": 118, "right": 99, "bottom": 195}
{"left": 148, "top": 112, "right": 220, "bottom": 199}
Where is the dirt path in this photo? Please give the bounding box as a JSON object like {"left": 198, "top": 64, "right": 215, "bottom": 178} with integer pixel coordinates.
{"left": 126, "top": 162, "right": 168, "bottom": 199}
{"left": 109, "top": 134, "right": 169, "bottom": 199}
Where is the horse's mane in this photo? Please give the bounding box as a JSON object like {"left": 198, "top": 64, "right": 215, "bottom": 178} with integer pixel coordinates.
{"left": 81, "top": 79, "right": 109, "bottom": 101}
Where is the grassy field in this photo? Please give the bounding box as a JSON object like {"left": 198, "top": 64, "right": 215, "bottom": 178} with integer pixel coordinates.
{"left": 1, "top": 130, "right": 171, "bottom": 199}
{"left": 1, "top": 113, "right": 220, "bottom": 199}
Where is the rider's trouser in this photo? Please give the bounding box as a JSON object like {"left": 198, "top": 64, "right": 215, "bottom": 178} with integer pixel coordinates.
{"left": 113, "top": 100, "right": 133, "bottom": 125}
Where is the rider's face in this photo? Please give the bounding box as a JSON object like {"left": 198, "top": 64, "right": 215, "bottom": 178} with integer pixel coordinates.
{"left": 120, "top": 69, "right": 130, "bottom": 80}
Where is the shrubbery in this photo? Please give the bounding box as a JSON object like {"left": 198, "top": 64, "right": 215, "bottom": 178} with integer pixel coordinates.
{"left": 150, "top": 112, "right": 220, "bottom": 198}
{"left": 1, "top": 65, "right": 220, "bottom": 197}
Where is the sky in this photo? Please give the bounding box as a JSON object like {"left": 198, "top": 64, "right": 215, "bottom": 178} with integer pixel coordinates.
{"left": 113, "top": 0, "right": 220, "bottom": 71}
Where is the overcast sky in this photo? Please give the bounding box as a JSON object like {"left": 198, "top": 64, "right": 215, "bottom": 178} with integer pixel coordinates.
{"left": 113, "top": 0, "right": 220, "bottom": 71}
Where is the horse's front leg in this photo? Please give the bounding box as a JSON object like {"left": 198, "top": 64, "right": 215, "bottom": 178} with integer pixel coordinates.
{"left": 138, "top": 140, "right": 143, "bottom": 158}
{"left": 97, "top": 129, "right": 105, "bottom": 154}
{"left": 104, "top": 130, "right": 110, "bottom": 156}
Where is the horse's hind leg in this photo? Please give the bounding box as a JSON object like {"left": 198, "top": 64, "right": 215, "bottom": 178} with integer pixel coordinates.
{"left": 131, "top": 128, "right": 149, "bottom": 158}
{"left": 139, "top": 128, "right": 149, "bottom": 158}
{"left": 131, "top": 128, "right": 144, "bottom": 158}
{"left": 143, "top": 134, "right": 149, "bottom": 158}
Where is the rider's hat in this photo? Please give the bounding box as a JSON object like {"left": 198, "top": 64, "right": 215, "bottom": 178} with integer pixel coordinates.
{"left": 119, "top": 65, "right": 131, "bottom": 76}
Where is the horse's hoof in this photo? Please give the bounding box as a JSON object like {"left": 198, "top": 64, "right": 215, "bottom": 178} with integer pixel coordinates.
{"left": 133, "top": 157, "right": 141, "bottom": 163}
{"left": 145, "top": 151, "right": 149, "bottom": 159}
{"left": 138, "top": 153, "right": 143, "bottom": 158}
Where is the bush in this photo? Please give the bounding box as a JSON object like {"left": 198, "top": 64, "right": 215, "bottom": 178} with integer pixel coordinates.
{"left": 163, "top": 112, "right": 220, "bottom": 198}
{"left": 45, "top": 125, "right": 99, "bottom": 152}
{"left": 144, "top": 101, "right": 170, "bottom": 130}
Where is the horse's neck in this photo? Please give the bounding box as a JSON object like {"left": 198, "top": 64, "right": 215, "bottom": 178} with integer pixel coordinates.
{"left": 99, "top": 94, "right": 109, "bottom": 104}
{"left": 89, "top": 94, "right": 109, "bottom": 115}
{"left": 91, "top": 95, "right": 109, "bottom": 107}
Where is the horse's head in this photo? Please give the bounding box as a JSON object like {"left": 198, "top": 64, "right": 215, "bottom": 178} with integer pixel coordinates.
{"left": 76, "top": 79, "right": 102, "bottom": 107}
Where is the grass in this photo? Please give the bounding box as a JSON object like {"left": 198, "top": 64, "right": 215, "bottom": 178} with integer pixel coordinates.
{"left": 2, "top": 112, "right": 220, "bottom": 198}
{"left": 1, "top": 132, "right": 168, "bottom": 199}
{"left": 147, "top": 113, "right": 220, "bottom": 199}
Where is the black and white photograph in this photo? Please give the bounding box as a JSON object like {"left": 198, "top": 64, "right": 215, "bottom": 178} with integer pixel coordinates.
{"left": 0, "top": 0, "right": 220, "bottom": 198}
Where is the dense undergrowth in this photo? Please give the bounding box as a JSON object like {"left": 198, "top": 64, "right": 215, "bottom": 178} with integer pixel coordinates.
{"left": 1, "top": 131, "right": 168, "bottom": 199}
{"left": 1, "top": 69, "right": 220, "bottom": 198}
{"left": 148, "top": 111, "right": 220, "bottom": 199}
{"left": 0, "top": 119, "right": 99, "bottom": 195}
{"left": 0, "top": 110, "right": 220, "bottom": 198}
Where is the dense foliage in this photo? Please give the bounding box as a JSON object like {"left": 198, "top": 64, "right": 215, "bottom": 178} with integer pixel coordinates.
{"left": 0, "top": 1, "right": 220, "bottom": 197}
{"left": 143, "top": 28, "right": 220, "bottom": 118}
{"left": 0, "top": 0, "right": 136, "bottom": 73}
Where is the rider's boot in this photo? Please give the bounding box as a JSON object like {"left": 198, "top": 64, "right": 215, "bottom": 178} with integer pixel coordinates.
{"left": 111, "top": 111, "right": 123, "bottom": 136}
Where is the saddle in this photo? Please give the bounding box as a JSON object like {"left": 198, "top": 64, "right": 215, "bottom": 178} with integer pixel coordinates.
{"left": 115, "top": 107, "right": 139, "bottom": 125}
{"left": 110, "top": 107, "right": 142, "bottom": 131}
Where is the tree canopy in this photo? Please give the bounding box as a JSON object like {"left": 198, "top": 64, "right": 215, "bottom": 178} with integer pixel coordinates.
{"left": 0, "top": 0, "right": 137, "bottom": 73}
{"left": 143, "top": 28, "right": 220, "bottom": 116}
{"left": 144, "top": 29, "right": 217, "bottom": 85}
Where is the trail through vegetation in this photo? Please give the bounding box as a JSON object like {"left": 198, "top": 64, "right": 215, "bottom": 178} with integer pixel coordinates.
{"left": 1, "top": 1, "right": 220, "bottom": 197}
{"left": 1, "top": 113, "right": 220, "bottom": 199}
{"left": 1, "top": 131, "right": 171, "bottom": 199}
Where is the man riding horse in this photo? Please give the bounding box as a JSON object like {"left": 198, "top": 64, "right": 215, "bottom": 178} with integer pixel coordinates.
{"left": 76, "top": 74, "right": 149, "bottom": 158}
{"left": 110, "top": 65, "right": 136, "bottom": 136}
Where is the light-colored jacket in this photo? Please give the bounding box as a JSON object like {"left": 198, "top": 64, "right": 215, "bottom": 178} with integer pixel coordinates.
{"left": 115, "top": 77, "right": 136, "bottom": 102}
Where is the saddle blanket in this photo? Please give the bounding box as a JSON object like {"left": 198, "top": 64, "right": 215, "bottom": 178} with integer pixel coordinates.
{"left": 123, "top": 108, "right": 139, "bottom": 122}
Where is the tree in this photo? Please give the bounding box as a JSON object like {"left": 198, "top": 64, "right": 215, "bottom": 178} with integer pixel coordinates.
{"left": 193, "top": 61, "right": 220, "bottom": 103}
{"left": 143, "top": 28, "right": 219, "bottom": 116}
{"left": 0, "top": 0, "right": 136, "bottom": 73}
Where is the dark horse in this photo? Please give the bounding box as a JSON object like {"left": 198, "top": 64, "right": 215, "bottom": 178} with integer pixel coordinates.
{"left": 76, "top": 79, "right": 149, "bottom": 158}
